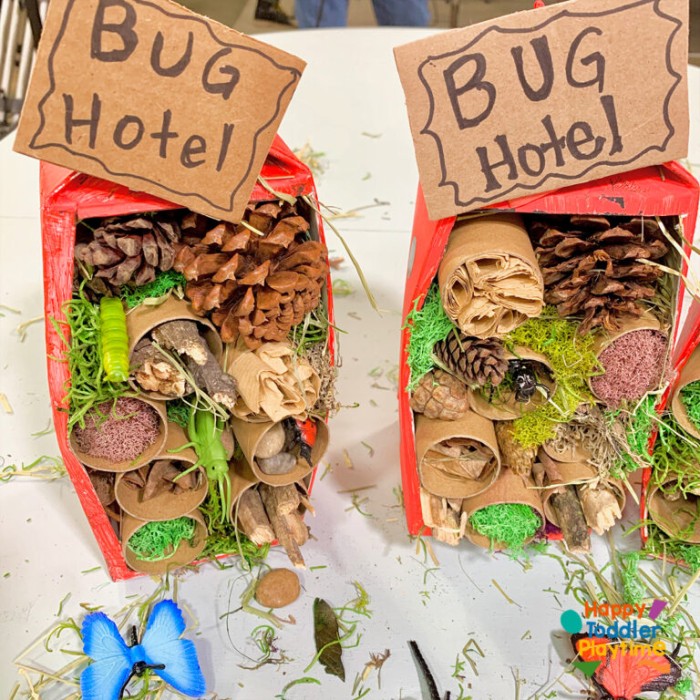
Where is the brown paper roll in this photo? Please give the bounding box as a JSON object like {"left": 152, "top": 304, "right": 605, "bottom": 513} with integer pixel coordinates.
{"left": 462, "top": 469, "right": 544, "bottom": 549}
{"left": 589, "top": 312, "right": 667, "bottom": 401}
{"left": 122, "top": 509, "right": 207, "bottom": 575}
{"left": 468, "top": 347, "right": 555, "bottom": 421}
{"left": 415, "top": 411, "right": 500, "bottom": 499}
{"left": 115, "top": 421, "right": 208, "bottom": 520}
{"left": 231, "top": 416, "right": 329, "bottom": 486}
{"left": 226, "top": 341, "right": 321, "bottom": 423}
{"left": 670, "top": 346, "right": 700, "bottom": 440}
{"left": 648, "top": 482, "right": 700, "bottom": 543}
{"left": 70, "top": 398, "right": 168, "bottom": 473}
{"left": 438, "top": 214, "right": 544, "bottom": 338}
{"left": 126, "top": 296, "right": 222, "bottom": 400}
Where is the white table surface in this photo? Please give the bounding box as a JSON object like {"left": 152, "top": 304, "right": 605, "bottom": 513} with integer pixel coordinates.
{"left": 1, "top": 28, "right": 699, "bottom": 700}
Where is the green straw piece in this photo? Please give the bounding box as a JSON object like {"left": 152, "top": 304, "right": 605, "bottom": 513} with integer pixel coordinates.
{"left": 469, "top": 503, "right": 541, "bottom": 554}
{"left": 127, "top": 516, "right": 196, "bottom": 562}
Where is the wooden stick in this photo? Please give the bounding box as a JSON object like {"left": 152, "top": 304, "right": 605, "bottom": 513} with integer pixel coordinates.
{"left": 539, "top": 452, "right": 590, "bottom": 552}
{"left": 260, "top": 485, "right": 305, "bottom": 569}
{"left": 237, "top": 489, "right": 275, "bottom": 545}
{"left": 269, "top": 484, "right": 301, "bottom": 515}
{"left": 577, "top": 485, "right": 622, "bottom": 536}
{"left": 282, "top": 511, "right": 309, "bottom": 546}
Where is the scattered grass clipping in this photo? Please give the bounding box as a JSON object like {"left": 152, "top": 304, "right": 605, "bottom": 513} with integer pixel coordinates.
{"left": 404, "top": 284, "right": 456, "bottom": 391}
{"left": 645, "top": 523, "right": 700, "bottom": 573}
{"left": 469, "top": 504, "right": 541, "bottom": 554}
{"left": 127, "top": 517, "right": 195, "bottom": 561}
{"left": 505, "top": 311, "right": 601, "bottom": 448}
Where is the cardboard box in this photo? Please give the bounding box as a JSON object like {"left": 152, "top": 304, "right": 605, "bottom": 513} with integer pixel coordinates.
{"left": 399, "top": 162, "right": 699, "bottom": 541}
{"left": 41, "top": 135, "right": 335, "bottom": 580}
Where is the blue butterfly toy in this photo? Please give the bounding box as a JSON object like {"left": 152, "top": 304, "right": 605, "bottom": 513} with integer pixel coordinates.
{"left": 81, "top": 599, "right": 206, "bottom": 700}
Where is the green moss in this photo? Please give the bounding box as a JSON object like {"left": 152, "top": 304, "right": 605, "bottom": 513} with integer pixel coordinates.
{"left": 673, "top": 677, "right": 693, "bottom": 694}
{"left": 469, "top": 503, "right": 541, "bottom": 554}
{"left": 680, "top": 380, "right": 700, "bottom": 433}
{"left": 645, "top": 523, "right": 700, "bottom": 573}
{"left": 127, "top": 517, "right": 196, "bottom": 561}
{"left": 506, "top": 311, "right": 601, "bottom": 448}
{"left": 120, "top": 270, "right": 186, "bottom": 308}
{"left": 166, "top": 399, "right": 192, "bottom": 429}
{"left": 404, "top": 285, "right": 456, "bottom": 391}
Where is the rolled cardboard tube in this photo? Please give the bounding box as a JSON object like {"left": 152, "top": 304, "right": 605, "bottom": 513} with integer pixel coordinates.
{"left": 670, "top": 346, "right": 700, "bottom": 440}
{"left": 588, "top": 313, "right": 667, "bottom": 402}
{"left": 231, "top": 416, "right": 328, "bottom": 487}
{"left": 70, "top": 397, "right": 168, "bottom": 473}
{"left": 541, "top": 438, "right": 591, "bottom": 464}
{"left": 437, "top": 213, "right": 544, "bottom": 339}
{"left": 647, "top": 482, "right": 700, "bottom": 543}
{"left": 114, "top": 421, "right": 208, "bottom": 521}
{"left": 415, "top": 411, "right": 500, "bottom": 499}
{"left": 126, "top": 296, "right": 223, "bottom": 400}
{"left": 539, "top": 462, "right": 625, "bottom": 528}
{"left": 468, "top": 347, "right": 555, "bottom": 421}
{"left": 462, "top": 469, "right": 544, "bottom": 550}
{"left": 121, "top": 508, "right": 207, "bottom": 575}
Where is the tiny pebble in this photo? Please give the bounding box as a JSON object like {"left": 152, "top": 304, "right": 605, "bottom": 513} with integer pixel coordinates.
{"left": 255, "top": 423, "right": 286, "bottom": 459}
{"left": 255, "top": 568, "right": 301, "bottom": 608}
{"left": 258, "top": 452, "right": 297, "bottom": 475}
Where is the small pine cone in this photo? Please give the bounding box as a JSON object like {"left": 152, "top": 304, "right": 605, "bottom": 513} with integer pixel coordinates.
{"left": 75, "top": 215, "right": 181, "bottom": 291}
{"left": 410, "top": 369, "right": 469, "bottom": 420}
{"left": 434, "top": 332, "right": 508, "bottom": 387}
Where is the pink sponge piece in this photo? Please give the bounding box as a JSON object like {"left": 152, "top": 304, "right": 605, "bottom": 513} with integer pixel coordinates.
{"left": 73, "top": 397, "right": 160, "bottom": 462}
{"left": 590, "top": 329, "right": 667, "bottom": 406}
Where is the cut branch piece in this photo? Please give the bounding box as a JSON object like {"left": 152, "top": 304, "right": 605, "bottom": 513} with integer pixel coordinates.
{"left": 260, "top": 484, "right": 305, "bottom": 569}
{"left": 577, "top": 485, "right": 622, "bottom": 536}
{"left": 282, "top": 511, "right": 309, "bottom": 546}
{"left": 237, "top": 489, "right": 275, "bottom": 545}
{"left": 132, "top": 339, "right": 188, "bottom": 396}
{"left": 151, "top": 320, "right": 210, "bottom": 365}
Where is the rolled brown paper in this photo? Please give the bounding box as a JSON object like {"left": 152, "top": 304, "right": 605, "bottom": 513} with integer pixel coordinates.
{"left": 70, "top": 397, "right": 168, "bottom": 473}
{"left": 670, "top": 346, "right": 700, "bottom": 440}
{"left": 588, "top": 312, "right": 667, "bottom": 401}
{"left": 437, "top": 213, "right": 544, "bottom": 339}
{"left": 462, "top": 469, "right": 544, "bottom": 549}
{"left": 115, "top": 421, "right": 208, "bottom": 520}
{"left": 647, "top": 482, "right": 700, "bottom": 543}
{"left": 126, "top": 296, "right": 223, "bottom": 400}
{"left": 415, "top": 411, "right": 500, "bottom": 499}
{"left": 121, "top": 509, "right": 207, "bottom": 575}
{"left": 468, "top": 347, "right": 555, "bottom": 421}
{"left": 231, "top": 416, "right": 329, "bottom": 487}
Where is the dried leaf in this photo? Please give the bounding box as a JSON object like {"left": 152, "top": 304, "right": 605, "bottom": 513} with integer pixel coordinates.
{"left": 313, "top": 598, "right": 345, "bottom": 681}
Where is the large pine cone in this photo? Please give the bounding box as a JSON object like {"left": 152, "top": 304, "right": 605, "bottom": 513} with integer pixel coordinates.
{"left": 529, "top": 216, "right": 666, "bottom": 333}
{"left": 173, "top": 202, "right": 328, "bottom": 349}
{"left": 75, "top": 215, "right": 181, "bottom": 291}
{"left": 433, "top": 331, "right": 508, "bottom": 387}
{"left": 410, "top": 369, "right": 469, "bottom": 420}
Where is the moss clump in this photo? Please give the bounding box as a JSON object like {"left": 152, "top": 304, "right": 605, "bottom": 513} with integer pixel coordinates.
{"left": 680, "top": 380, "right": 700, "bottom": 432}
{"left": 469, "top": 503, "right": 541, "bottom": 554}
{"left": 645, "top": 524, "right": 700, "bottom": 573}
{"left": 120, "top": 270, "right": 186, "bottom": 308}
{"left": 127, "top": 517, "right": 196, "bottom": 561}
{"left": 505, "top": 311, "right": 601, "bottom": 448}
{"left": 166, "top": 398, "right": 192, "bottom": 429}
{"left": 404, "top": 285, "right": 456, "bottom": 391}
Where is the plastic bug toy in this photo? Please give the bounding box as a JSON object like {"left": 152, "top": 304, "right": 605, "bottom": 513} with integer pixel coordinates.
{"left": 282, "top": 417, "right": 316, "bottom": 466}
{"left": 508, "top": 360, "right": 551, "bottom": 403}
{"left": 99, "top": 297, "right": 129, "bottom": 383}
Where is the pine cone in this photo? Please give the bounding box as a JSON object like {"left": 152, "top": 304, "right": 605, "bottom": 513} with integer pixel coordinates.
{"left": 173, "top": 201, "right": 328, "bottom": 349}
{"left": 75, "top": 215, "right": 181, "bottom": 291}
{"left": 530, "top": 216, "right": 666, "bottom": 333}
{"left": 410, "top": 369, "right": 469, "bottom": 420}
{"left": 433, "top": 331, "right": 508, "bottom": 387}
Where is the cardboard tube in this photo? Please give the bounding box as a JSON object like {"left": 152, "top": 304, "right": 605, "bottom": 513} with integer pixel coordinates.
{"left": 415, "top": 411, "right": 500, "bottom": 499}
{"left": 648, "top": 482, "right": 700, "bottom": 543}
{"left": 231, "top": 416, "right": 329, "bottom": 486}
{"left": 437, "top": 213, "right": 544, "bottom": 338}
{"left": 468, "top": 347, "right": 555, "bottom": 421}
{"left": 114, "top": 421, "right": 208, "bottom": 520}
{"left": 670, "top": 347, "right": 700, "bottom": 440}
{"left": 462, "top": 469, "right": 544, "bottom": 549}
{"left": 589, "top": 312, "right": 667, "bottom": 401}
{"left": 126, "top": 296, "right": 222, "bottom": 400}
{"left": 70, "top": 398, "right": 168, "bottom": 473}
{"left": 541, "top": 438, "right": 591, "bottom": 464}
{"left": 122, "top": 509, "right": 207, "bottom": 575}
{"left": 539, "top": 461, "right": 595, "bottom": 526}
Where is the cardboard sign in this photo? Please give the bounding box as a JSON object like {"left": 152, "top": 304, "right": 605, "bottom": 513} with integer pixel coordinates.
{"left": 14, "top": 0, "right": 305, "bottom": 222}
{"left": 394, "top": 0, "right": 689, "bottom": 220}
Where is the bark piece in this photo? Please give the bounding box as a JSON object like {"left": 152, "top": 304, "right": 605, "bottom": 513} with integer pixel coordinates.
{"left": 577, "top": 485, "right": 622, "bottom": 535}
{"left": 419, "top": 488, "right": 462, "bottom": 546}
{"left": 282, "top": 511, "right": 309, "bottom": 546}
{"left": 132, "top": 339, "right": 188, "bottom": 396}
{"left": 260, "top": 484, "right": 305, "bottom": 569}
{"left": 494, "top": 422, "right": 536, "bottom": 477}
